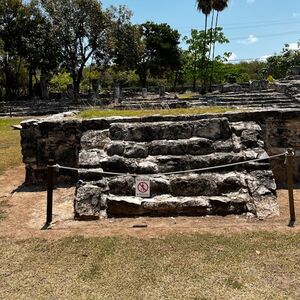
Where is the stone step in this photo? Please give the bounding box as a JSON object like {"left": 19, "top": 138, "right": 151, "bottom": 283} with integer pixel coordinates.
{"left": 204, "top": 98, "right": 292, "bottom": 104}
{"left": 193, "top": 99, "right": 294, "bottom": 105}
{"left": 106, "top": 194, "right": 249, "bottom": 217}
{"left": 107, "top": 170, "right": 275, "bottom": 198}
{"left": 109, "top": 118, "right": 231, "bottom": 142}
{"left": 104, "top": 137, "right": 239, "bottom": 158}
{"left": 79, "top": 149, "right": 270, "bottom": 174}
{"left": 192, "top": 102, "right": 299, "bottom": 108}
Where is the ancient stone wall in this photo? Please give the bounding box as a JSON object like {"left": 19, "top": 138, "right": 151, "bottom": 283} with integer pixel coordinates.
{"left": 74, "top": 117, "right": 278, "bottom": 220}
{"left": 20, "top": 109, "right": 300, "bottom": 185}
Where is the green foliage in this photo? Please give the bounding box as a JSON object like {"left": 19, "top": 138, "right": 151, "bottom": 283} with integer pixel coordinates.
{"left": 265, "top": 42, "right": 300, "bottom": 79}
{"left": 267, "top": 75, "right": 275, "bottom": 83}
{"left": 212, "top": 60, "right": 267, "bottom": 84}
{"left": 49, "top": 71, "right": 72, "bottom": 92}
{"left": 114, "top": 21, "right": 182, "bottom": 87}
{"left": 0, "top": 118, "right": 24, "bottom": 175}
{"left": 183, "top": 27, "right": 230, "bottom": 86}
{"left": 78, "top": 106, "right": 233, "bottom": 119}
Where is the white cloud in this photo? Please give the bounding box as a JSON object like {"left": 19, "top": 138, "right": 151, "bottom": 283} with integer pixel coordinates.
{"left": 259, "top": 55, "right": 271, "bottom": 62}
{"left": 228, "top": 53, "right": 237, "bottom": 61}
{"left": 288, "top": 42, "right": 300, "bottom": 50}
{"left": 247, "top": 0, "right": 255, "bottom": 4}
{"left": 238, "top": 34, "right": 259, "bottom": 45}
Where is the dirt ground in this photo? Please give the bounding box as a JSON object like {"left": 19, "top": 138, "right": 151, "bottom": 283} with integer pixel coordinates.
{"left": 0, "top": 165, "right": 299, "bottom": 240}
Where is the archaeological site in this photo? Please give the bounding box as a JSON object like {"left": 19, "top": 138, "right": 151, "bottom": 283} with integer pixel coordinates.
{"left": 19, "top": 78, "right": 300, "bottom": 222}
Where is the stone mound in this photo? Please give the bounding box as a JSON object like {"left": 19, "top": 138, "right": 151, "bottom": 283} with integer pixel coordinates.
{"left": 74, "top": 117, "right": 279, "bottom": 220}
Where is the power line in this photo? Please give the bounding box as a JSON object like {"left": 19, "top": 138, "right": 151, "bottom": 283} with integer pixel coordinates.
{"left": 231, "top": 30, "right": 300, "bottom": 41}
{"left": 176, "top": 17, "right": 300, "bottom": 30}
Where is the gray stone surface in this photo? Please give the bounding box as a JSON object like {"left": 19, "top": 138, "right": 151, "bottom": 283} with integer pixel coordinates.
{"left": 109, "top": 118, "right": 231, "bottom": 142}
{"left": 74, "top": 181, "right": 109, "bottom": 219}
{"left": 81, "top": 130, "right": 110, "bottom": 150}
{"left": 74, "top": 116, "right": 280, "bottom": 220}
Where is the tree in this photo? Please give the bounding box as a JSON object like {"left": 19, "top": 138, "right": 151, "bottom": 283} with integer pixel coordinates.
{"left": 115, "top": 21, "right": 182, "bottom": 87}
{"left": 209, "top": 0, "right": 229, "bottom": 89}
{"left": 0, "top": 0, "right": 28, "bottom": 98}
{"left": 265, "top": 42, "right": 300, "bottom": 79}
{"left": 40, "top": 0, "right": 113, "bottom": 100}
{"left": 184, "top": 27, "right": 229, "bottom": 90}
{"left": 19, "top": 1, "right": 61, "bottom": 99}
{"left": 196, "top": 0, "right": 212, "bottom": 93}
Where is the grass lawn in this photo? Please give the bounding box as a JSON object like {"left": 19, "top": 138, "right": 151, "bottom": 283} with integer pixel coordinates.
{"left": 0, "top": 232, "right": 299, "bottom": 299}
{"left": 1, "top": 113, "right": 299, "bottom": 300}
{"left": 78, "top": 106, "right": 233, "bottom": 119}
{"left": 0, "top": 118, "right": 23, "bottom": 176}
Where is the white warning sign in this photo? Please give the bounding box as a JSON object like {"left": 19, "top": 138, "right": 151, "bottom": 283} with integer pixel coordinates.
{"left": 135, "top": 177, "right": 151, "bottom": 198}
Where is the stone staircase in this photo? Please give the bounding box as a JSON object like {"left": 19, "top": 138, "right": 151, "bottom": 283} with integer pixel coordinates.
{"left": 115, "top": 89, "right": 300, "bottom": 110}
{"left": 199, "top": 90, "right": 299, "bottom": 109}
{"left": 74, "top": 117, "right": 279, "bottom": 220}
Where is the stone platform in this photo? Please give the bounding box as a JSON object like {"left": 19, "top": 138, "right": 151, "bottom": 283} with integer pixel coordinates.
{"left": 74, "top": 117, "right": 279, "bottom": 220}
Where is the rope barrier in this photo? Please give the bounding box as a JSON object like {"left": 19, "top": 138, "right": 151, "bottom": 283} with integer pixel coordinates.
{"left": 53, "top": 152, "right": 287, "bottom": 178}
{"left": 42, "top": 149, "right": 296, "bottom": 230}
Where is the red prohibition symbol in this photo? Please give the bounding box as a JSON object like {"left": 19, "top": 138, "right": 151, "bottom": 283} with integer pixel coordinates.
{"left": 137, "top": 182, "right": 149, "bottom": 193}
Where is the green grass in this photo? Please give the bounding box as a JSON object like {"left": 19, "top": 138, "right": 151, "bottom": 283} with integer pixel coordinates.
{"left": 0, "top": 118, "right": 24, "bottom": 175}
{"left": 78, "top": 106, "right": 233, "bottom": 119}
{"left": 0, "top": 232, "right": 300, "bottom": 299}
{"left": 178, "top": 92, "right": 199, "bottom": 99}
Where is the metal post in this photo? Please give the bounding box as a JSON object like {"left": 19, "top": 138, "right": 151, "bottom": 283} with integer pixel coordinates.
{"left": 41, "top": 159, "right": 55, "bottom": 230}
{"left": 287, "top": 149, "right": 296, "bottom": 227}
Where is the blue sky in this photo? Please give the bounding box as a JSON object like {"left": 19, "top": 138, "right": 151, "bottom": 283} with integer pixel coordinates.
{"left": 102, "top": 0, "right": 300, "bottom": 62}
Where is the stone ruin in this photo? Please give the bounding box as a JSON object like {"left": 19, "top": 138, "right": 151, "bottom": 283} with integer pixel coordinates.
{"left": 74, "top": 117, "right": 279, "bottom": 220}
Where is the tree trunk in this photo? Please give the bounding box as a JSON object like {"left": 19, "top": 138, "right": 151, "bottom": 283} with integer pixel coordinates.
{"left": 15, "top": 57, "right": 22, "bottom": 97}
{"left": 40, "top": 71, "right": 49, "bottom": 100}
{"left": 138, "top": 69, "right": 147, "bottom": 88}
{"left": 28, "top": 65, "right": 34, "bottom": 98}
{"left": 4, "top": 56, "right": 12, "bottom": 100}
{"left": 207, "top": 11, "right": 215, "bottom": 92}
{"left": 209, "top": 12, "right": 219, "bottom": 91}
{"left": 193, "top": 52, "right": 197, "bottom": 92}
{"left": 201, "top": 14, "right": 208, "bottom": 94}
{"left": 72, "top": 66, "right": 84, "bottom": 102}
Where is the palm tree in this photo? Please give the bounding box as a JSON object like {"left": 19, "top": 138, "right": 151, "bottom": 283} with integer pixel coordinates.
{"left": 196, "top": 0, "right": 212, "bottom": 94}
{"left": 209, "top": 0, "right": 229, "bottom": 90}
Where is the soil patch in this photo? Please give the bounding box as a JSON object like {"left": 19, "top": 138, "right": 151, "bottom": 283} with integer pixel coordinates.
{"left": 0, "top": 165, "right": 299, "bottom": 240}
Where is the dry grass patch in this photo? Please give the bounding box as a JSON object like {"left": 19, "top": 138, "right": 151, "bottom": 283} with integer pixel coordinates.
{"left": 78, "top": 106, "right": 233, "bottom": 119}
{"left": 0, "top": 118, "right": 23, "bottom": 175}
{"left": 0, "top": 200, "right": 9, "bottom": 221}
{"left": 0, "top": 232, "right": 300, "bottom": 299}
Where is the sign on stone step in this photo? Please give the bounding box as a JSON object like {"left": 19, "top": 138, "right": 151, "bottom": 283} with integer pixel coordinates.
{"left": 135, "top": 177, "right": 150, "bottom": 198}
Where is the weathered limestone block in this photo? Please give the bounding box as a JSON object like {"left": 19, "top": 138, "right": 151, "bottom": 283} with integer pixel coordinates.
{"left": 137, "top": 161, "right": 159, "bottom": 174}
{"left": 230, "top": 121, "right": 262, "bottom": 135}
{"left": 100, "top": 155, "right": 138, "bottom": 173}
{"left": 124, "top": 144, "right": 148, "bottom": 158}
{"left": 105, "top": 142, "right": 125, "bottom": 156}
{"left": 109, "top": 176, "right": 135, "bottom": 196}
{"left": 79, "top": 149, "right": 106, "bottom": 168}
{"left": 106, "top": 194, "right": 250, "bottom": 217}
{"left": 241, "top": 129, "right": 260, "bottom": 148}
{"left": 250, "top": 80, "right": 269, "bottom": 90}
{"left": 74, "top": 180, "right": 109, "bottom": 219}
{"left": 109, "top": 118, "right": 231, "bottom": 142}
{"left": 78, "top": 168, "right": 104, "bottom": 181}
{"left": 149, "top": 138, "right": 214, "bottom": 156}
{"left": 169, "top": 172, "right": 246, "bottom": 197}
{"left": 81, "top": 130, "right": 110, "bottom": 150}
{"left": 222, "top": 84, "right": 243, "bottom": 93}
